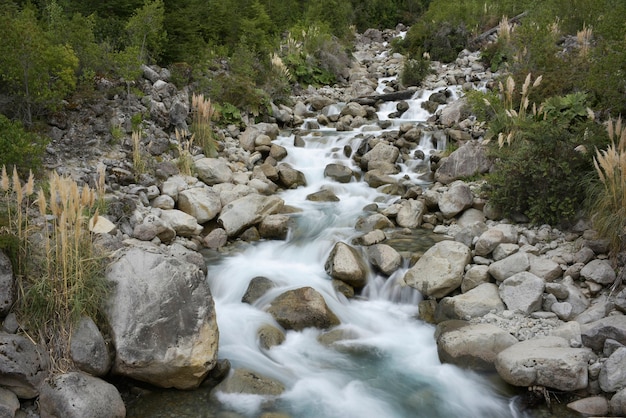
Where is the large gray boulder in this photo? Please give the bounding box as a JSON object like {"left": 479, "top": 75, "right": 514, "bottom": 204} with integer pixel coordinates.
{"left": 434, "top": 141, "right": 491, "bottom": 184}
{"left": 495, "top": 337, "right": 592, "bottom": 391}
{"left": 580, "top": 259, "right": 616, "bottom": 285}
{"left": 267, "top": 287, "right": 340, "bottom": 331}
{"left": 600, "top": 347, "right": 626, "bottom": 392}
{"left": 215, "top": 368, "right": 285, "bottom": 396}
{"left": 366, "top": 244, "right": 402, "bottom": 276}
{"left": 0, "top": 333, "right": 48, "bottom": 399}
{"left": 361, "top": 142, "right": 399, "bottom": 170}
{"left": 159, "top": 209, "right": 203, "bottom": 237}
{"left": 325, "top": 242, "right": 368, "bottom": 288}
{"left": 438, "top": 181, "right": 473, "bottom": 219}
{"left": 177, "top": 187, "right": 222, "bottom": 224}
{"left": 38, "top": 372, "right": 125, "bottom": 418}
{"left": 0, "top": 387, "right": 19, "bottom": 417}
{"left": 437, "top": 323, "right": 517, "bottom": 371}
{"left": 396, "top": 199, "right": 425, "bottom": 228}
{"left": 105, "top": 245, "right": 219, "bottom": 389}
{"left": 0, "top": 251, "right": 14, "bottom": 316}
{"left": 324, "top": 163, "right": 354, "bottom": 183}
{"left": 404, "top": 240, "right": 472, "bottom": 298}
{"left": 70, "top": 316, "right": 111, "bottom": 377}
{"left": 218, "top": 194, "right": 285, "bottom": 237}
{"left": 436, "top": 283, "right": 505, "bottom": 321}
{"left": 581, "top": 315, "right": 626, "bottom": 352}
{"left": 498, "top": 272, "right": 545, "bottom": 314}
{"left": 195, "top": 158, "right": 233, "bottom": 185}
{"left": 488, "top": 252, "right": 531, "bottom": 282}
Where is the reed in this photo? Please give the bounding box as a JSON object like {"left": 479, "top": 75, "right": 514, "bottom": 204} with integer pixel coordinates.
{"left": 132, "top": 129, "right": 147, "bottom": 175}
{"left": 1, "top": 167, "right": 108, "bottom": 371}
{"left": 191, "top": 93, "right": 218, "bottom": 157}
{"left": 590, "top": 116, "right": 626, "bottom": 254}
{"left": 176, "top": 129, "right": 195, "bottom": 177}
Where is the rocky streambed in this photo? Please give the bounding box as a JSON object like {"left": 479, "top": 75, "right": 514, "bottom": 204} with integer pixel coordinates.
{"left": 0, "top": 26, "right": 624, "bottom": 418}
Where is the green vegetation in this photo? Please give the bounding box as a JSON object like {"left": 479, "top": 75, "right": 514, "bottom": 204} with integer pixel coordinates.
{"left": 0, "top": 116, "right": 47, "bottom": 176}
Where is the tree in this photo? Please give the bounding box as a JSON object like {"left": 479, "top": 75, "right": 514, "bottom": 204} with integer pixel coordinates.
{"left": 0, "top": 6, "right": 78, "bottom": 125}
{"left": 126, "top": 0, "right": 167, "bottom": 63}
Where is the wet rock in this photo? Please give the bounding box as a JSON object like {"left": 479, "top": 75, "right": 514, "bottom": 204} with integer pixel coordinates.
{"left": 242, "top": 277, "right": 275, "bottom": 305}
{"left": 306, "top": 189, "right": 340, "bottom": 202}
{"left": 70, "top": 317, "right": 111, "bottom": 377}
{"left": 366, "top": 244, "right": 402, "bottom": 276}
{"left": 325, "top": 242, "right": 368, "bottom": 288}
{"left": 404, "top": 240, "right": 472, "bottom": 298}
{"left": 218, "top": 194, "right": 284, "bottom": 237}
{"left": 324, "top": 163, "right": 354, "bottom": 183}
{"left": 39, "top": 372, "right": 125, "bottom": 418}
{"left": 267, "top": 287, "right": 340, "bottom": 331}
{"left": 360, "top": 142, "right": 399, "bottom": 170}
{"left": 259, "top": 214, "right": 291, "bottom": 240}
{"left": 215, "top": 368, "right": 285, "bottom": 396}
{"left": 257, "top": 324, "right": 285, "bottom": 350}
{"left": 277, "top": 164, "right": 307, "bottom": 189}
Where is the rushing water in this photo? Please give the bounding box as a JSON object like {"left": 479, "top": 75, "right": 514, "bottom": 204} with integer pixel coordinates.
{"left": 127, "top": 90, "right": 537, "bottom": 417}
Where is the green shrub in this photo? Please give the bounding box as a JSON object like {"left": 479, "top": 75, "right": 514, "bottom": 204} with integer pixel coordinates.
{"left": 400, "top": 54, "right": 432, "bottom": 87}
{"left": 0, "top": 115, "right": 47, "bottom": 176}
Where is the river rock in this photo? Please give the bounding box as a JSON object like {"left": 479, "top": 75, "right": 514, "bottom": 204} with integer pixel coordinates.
{"left": 160, "top": 209, "right": 203, "bottom": 237}
{"left": 438, "top": 182, "right": 473, "bottom": 219}
{"left": 567, "top": 396, "right": 609, "bottom": 417}
{"left": 529, "top": 257, "right": 562, "bottom": 282}
{"left": 404, "top": 240, "right": 472, "bottom": 298}
{"left": 434, "top": 141, "right": 490, "bottom": 184}
{"left": 599, "top": 347, "right": 626, "bottom": 392}
{"left": 0, "top": 251, "right": 14, "bottom": 317}
{"left": 366, "top": 244, "right": 402, "bottom": 276}
{"left": 267, "top": 287, "right": 340, "bottom": 331}
{"left": 277, "top": 164, "right": 307, "bottom": 189}
{"left": 38, "top": 372, "right": 125, "bottom": 418}
{"left": 495, "top": 336, "right": 592, "bottom": 391}
{"left": 307, "top": 189, "right": 340, "bottom": 202}
{"left": 360, "top": 142, "right": 399, "bottom": 170}
{"left": 436, "top": 283, "right": 505, "bottom": 321}
{"left": 355, "top": 213, "right": 394, "bottom": 232}
{"left": 177, "top": 187, "right": 222, "bottom": 223}
{"left": 498, "top": 271, "right": 545, "bottom": 314}
{"left": 581, "top": 315, "right": 626, "bottom": 352}
{"left": 0, "top": 387, "right": 19, "bottom": 417}
{"left": 70, "top": 316, "right": 111, "bottom": 377}
{"left": 461, "top": 265, "right": 491, "bottom": 292}
{"left": 610, "top": 389, "right": 626, "bottom": 416}
{"left": 215, "top": 368, "right": 285, "bottom": 396}
{"left": 364, "top": 169, "right": 398, "bottom": 188}
{"left": 324, "top": 163, "right": 354, "bottom": 183}
{"left": 396, "top": 199, "right": 425, "bottom": 228}
{"left": 0, "top": 333, "right": 48, "bottom": 399}
{"left": 580, "top": 259, "right": 616, "bottom": 285}
{"left": 325, "top": 242, "right": 368, "bottom": 287}
{"left": 259, "top": 214, "right": 291, "bottom": 240}
{"left": 242, "top": 276, "right": 275, "bottom": 305}
{"left": 195, "top": 158, "right": 233, "bottom": 185}
{"left": 488, "top": 252, "right": 531, "bottom": 282}
{"left": 474, "top": 229, "right": 505, "bottom": 256}
{"left": 105, "top": 246, "right": 219, "bottom": 389}
{"left": 437, "top": 322, "right": 517, "bottom": 371}
{"left": 257, "top": 324, "right": 285, "bottom": 349}
{"left": 218, "top": 194, "right": 285, "bottom": 237}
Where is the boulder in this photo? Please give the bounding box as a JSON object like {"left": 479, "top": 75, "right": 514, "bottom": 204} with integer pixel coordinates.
{"left": 580, "top": 259, "right": 616, "bottom": 285}
{"left": 396, "top": 199, "right": 425, "bottom": 229}
{"left": 105, "top": 246, "right": 219, "bottom": 389}
{"left": 529, "top": 257, "right": 562, "bottom": 282}
{"left": 325, "top": 242, "right": 368, "bottom": 288}
{"left": 599, "top": 347, "right": 626, "bottom": 392}
{"left": 361, "top": 142, "right": 399, "bottom": 170}
{"left": 218, "top": 194, "right": 285, "bottom": 237}
{"left": 0, "top": 387, "right": 19, "bottom": 417}
{"left": 567, "top": 396, "right": 609, "bottom": 417}
{"left": 324, "top": 163, "right": 354, "bottom": 183}
{"left": 355, "top": 213, "right": 394, "bottom": 233}
{"left": 461, "top": 265, "right": 491, "bottom": 293}
{"left": 404, "top": 240, "right": 472, "bottom": 298}
{"left": 436, "top": 283, "right": 505, "bottom": 321}
{"left": 495, "top": 337, "right": 592, "bottom": 391}
{"left": 38, "top": 372, "right": 125, "bottom": 418}
{"left": 581, "top": 315, "right": 626, "bottom": 352}
{"left": 277, "top": 164, "right": 307, "bottom": 189}
{"left": 70, "top": 316, "right": 111, "bottom": 377}
{"left": 474, "top": 229, "right": 505, "bottom": 257}
{"left": 267, "top": 287, "right": 340, "bottom": 331}
{"left": 0, "top": 333, "right": 48, "bottom": 399}
{"left": 160, "top": 209, "right": 203, "bottom": 237}
{"left": 242, "top": 276, "right": 275, "bottom": 305}
{"left": 306, "top": 189, "right": 340, "bottom": 202}
{"left": 498, "top": 272, "right": 545, "bottom": 314}
{"left": 438, "top": 181, "right": 473, "bottom": 219}
{"left": 257, "top": 324, "right": 285, "bottom": 350}
{"left": 366, "top": 244, "right": 402, "bottom": 276}
{"left": 434, "top": 141, "right": 491, "bottom": 184}
{"left": 215, "top": 368, "right": 285, "bottom": 396}
{"left": 195, "top": 158, "right": 233, "bottom": 185}
{"left": 0, "top": 251, "right": 14, "bottom": 316}
{"left": 177, "top": 187, "right": 222, "bottom": 224}
{"left": 259, "top": 214, "right": 291, "bottom": 240}
{"left": 488, "top": 252, "right": 531, "bottom": 282}
{"left": 437, "top": 323, "right": 517, "bottom": 371}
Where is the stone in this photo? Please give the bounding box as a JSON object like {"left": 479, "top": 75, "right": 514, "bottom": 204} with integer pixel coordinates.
{"left": 581, "top": 315, "right": 626, "bottom": 352}
{"left": 151, "top": 194, "right": 175, "bottom": 210}
{"left": 0, "top": 333, "right": 48, "bottom": 399}
{"left": 434, "top": 141, "right": 490, "bottom": 184}
{"left": 610, "top": 388, "right": 626, "bottom": 416}
{"left": 195, "top": 158, "right": 233, "bottom": 185}
{"left": 355, "top": 213, "right": 394, "bottom": 233}
{"left": 361, "top": 142, "right": 399, "bottom": 170}
{"left": 306, "top": 189, "right": 340, "bottom": 202}
{"left": 600, "top": 347, "right": 626, "bottom": 392}
{"left": 39, "top": 372, "right": 125, "bottom": 418}
{"left": 438, "top": 181, "right": 473, "bottom": 219}
{"left": 461, "top": 265, "right": 491, "bottom": 293}
{"left": 436, "top": 283, "right": 505, "bottom": 321}
{"left": 259, "top": 214, "right": 291, "bottom": 240}
{"left": 325, "top": 242, "right": 368, "bottom": 288}
{"left": 474, "top": 229, "right": 505, "bottom": 256}
{"left": 437, "top": 322, "right": 517, "bottom": 371}
{"left": 456, "top": 208, "right": 485, "bottom": 227}
{"left": 367, "top": 244, "right": 402, "bottom": 276}
{"left": 498, "top": 271, "right": 545, "bottom": 314}
{"left": 105, "top": 246, "right": 219, "bottom": 389}
{"left": 495, "top": 337, "right": 592, "bottom": 391}
{"left": 0, "top": 387, "right": 19, "bottom": 417}
{"left": 160, "top": 209, "right": 203, "bottom": 237}
{"left": 492, "top": 243, "right": 519, "bottom": 261}
{"left": 396, "top": 199, "right": 425, "bottom": 228}
{"left": 277, "top": 164, "right": 307, "bottom": 189}
{"left": 352, "top": 229, "right": 386, "bottom": 246}
{"left": 203, "top": 228, "right": 228, "bottom": 249}
{"left": 242, "top": 276, "right": 275, "bottom": 305}
{"left": 267, "top": 287, "right": 340, "bottom": 331}
{"left": 404, "top": 240, "right": 472, "bottom": 298}
{"left": 580, "top": 259, "right": 616, "bottom": 285}
{"left": 257, "top": 324, "right": 285, "bottom": 350}
{"left": 70, "top": 317, "right": 111, "bottom": 377}
{"left": 324, "top": 163, "right": 354, "bottom": 183}
{"left": 439, "top": 97, "right": 470, "bottom": 127}
{"left": 488, "top": 252, "right": 531, "bottom": 282}
{"left": 567, "top": 396, "right": 609, "bottom": 417}
{"left": 218, "top": 194, "right": 284, "bottom": 237}
{"left": 88, "top": 215, "right": 117, "bottom": 234}
{"left": 178, "top": 187, "right": 222, "bottom": 224}
{"left": 0, "top": 251, "right": 14, "bottom": 317}
{"left": 215, "top": 368, "right": 285, "bottom": 396}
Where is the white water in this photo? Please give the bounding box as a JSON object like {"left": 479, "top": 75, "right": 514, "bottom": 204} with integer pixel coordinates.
{"left": 205, "top": 98, "right": 530, "bottom": 417}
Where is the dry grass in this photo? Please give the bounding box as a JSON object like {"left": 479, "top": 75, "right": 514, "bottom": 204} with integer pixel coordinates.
{"left": 132, "top": 129, "right": 147, "bottom": 175}
{"left": 176, "top": 129, "right": 195, "bottom": 176}
{"left": 577, "top": 25, "right": 593, "bottom": 58}
{"left": 1, "top": 167, "right": 108, "bottom": 371}
{"left": 591, "top": 116, "right": 626, "bottom": 253}
{"left": 191, "top": 93, "right": 218, "bottom": 157}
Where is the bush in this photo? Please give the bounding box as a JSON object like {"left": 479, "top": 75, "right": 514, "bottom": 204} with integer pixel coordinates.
{"left": 400, "top": 54, "right": 432, "bottom": 87}
{"left": 0, "top": 115, "right": 47, "bottom": 176}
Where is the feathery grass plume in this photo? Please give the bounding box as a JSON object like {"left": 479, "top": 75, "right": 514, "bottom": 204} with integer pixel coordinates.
{"left": 175, "top": 129, "right": 195, "bottom": 177}
{"left": 271, "top": 53, "right": 292, "bottom": 81}
{"left": 132, "top": 129, "right": 146, "bottom": 175}
{"left": 497, "top": 16, "right": 513, "bottom": 41}
{"left": 191, "top": 93, "right": 218, "bottom": 157}
{"left": 590, "top": 116, "right": 626, "bottom": 254}
{"left": 577, "top": 25, "right": 593, "bottom": 58}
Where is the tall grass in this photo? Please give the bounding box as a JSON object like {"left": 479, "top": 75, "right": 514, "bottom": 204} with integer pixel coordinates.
{"left": 191, "top": 93, "right": 218, "bottom": 157}
{"left": 1, "top": 167, "right": 109, "bottom": 371}
{"left": 175, "top": 129, "right": 195, "bottom": 177}
{"left": 132, "top": 129, "right": 147, "bottom": 175}
{"left": 590, "top": 116, "right": 626, "bottom": 254}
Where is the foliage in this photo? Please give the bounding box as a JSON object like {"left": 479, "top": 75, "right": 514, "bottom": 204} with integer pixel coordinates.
{"left": 1, "top": 167, "right": 108, "bottom": 370}
{"left": 191, "top": 93, "right": 219, "bottom": 157}
{"left": 131, "top": 129, "right": 148, "bottom": 175}
{"left": 350, "top": 0, "right": 429, "bottom": 31}
{"left": 0, "top": 115, "right": 47, "bottom": 176}
{"left": 400, "top": 53, "right": 432, "bottom": 87}
{"left": 125, "top": 0, "right": 167, "bottom": 64}
{"left": 213, "top": 102, "right": 242, "bottom": 127}
{"left": 588, "top": 117, "right": 626, "bottom": 254}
